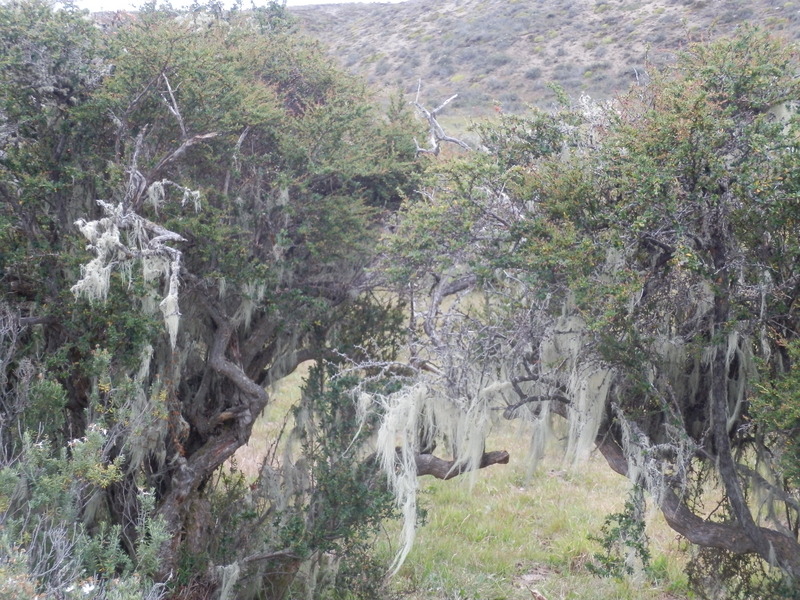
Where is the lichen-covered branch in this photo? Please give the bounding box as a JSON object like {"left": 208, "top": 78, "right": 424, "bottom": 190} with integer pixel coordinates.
{"left": 595, "top": 431, "right": 800, "bottom": 578}
{"left": 72, "top": 197, "right": 188, "bottom": 349}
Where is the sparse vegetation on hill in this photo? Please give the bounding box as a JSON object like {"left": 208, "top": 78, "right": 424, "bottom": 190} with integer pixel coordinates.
{"left": 292, "top": 0, "right": 800, "bottom": 114}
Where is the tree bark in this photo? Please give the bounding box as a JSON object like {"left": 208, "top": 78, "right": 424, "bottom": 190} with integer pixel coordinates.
{"left": 156, "top": 304, "right": 272, "bottom": 578}
{"left": 594, "top": 430, "right": 800, "bottom": 577}
{"left": 535, "top": 395, "right": 800, "bottom": 576}
{"left": 415, "top": 450, "right": 510, "bottom": 480}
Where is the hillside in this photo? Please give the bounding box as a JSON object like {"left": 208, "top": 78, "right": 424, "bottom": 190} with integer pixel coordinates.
{"left": 291, "top": 0, "right": 800, "bottom": 115}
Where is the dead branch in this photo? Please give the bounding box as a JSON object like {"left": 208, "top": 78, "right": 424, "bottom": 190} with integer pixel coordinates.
{"left": 151, "top": 131, "right": 219, "bottom": 176}
{"left": 225, "top": 125, "right": 251, "bottom": 196}
{"left": 502, "top": 395, "right": 570, "bottom": 419}
{"left": 440, "top": 273, "right": 477, "bottom": 297}
{"left": 124, "top": 129, "right": 148, "bottom": 211}
{"left": 413, "top": 81, "right": 471, "bottom": 156}
{"left": 160, "top": 73, "right": 187, "bottom": 139}
{"left": 415, "top": 450, "right": 510, "bottom": 480}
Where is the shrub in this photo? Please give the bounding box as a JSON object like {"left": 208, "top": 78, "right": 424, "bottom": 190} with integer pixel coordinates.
{"left": 524, "top": 67, "right": 543, "bottom": 80}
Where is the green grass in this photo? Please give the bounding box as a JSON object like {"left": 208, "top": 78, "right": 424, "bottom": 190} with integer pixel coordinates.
{"left": 376, "top": 421, "right": 691, "bottom": 600}
{"left": 234, "top": 373, "right": 691, "bottom": 600}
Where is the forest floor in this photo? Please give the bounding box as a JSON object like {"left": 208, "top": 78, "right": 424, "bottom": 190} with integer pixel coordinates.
{"left": 233, "top": 365, "right": 692, "bottom": 600}
{"left": 377, "top": 419, "right": 691, "bottom": 600}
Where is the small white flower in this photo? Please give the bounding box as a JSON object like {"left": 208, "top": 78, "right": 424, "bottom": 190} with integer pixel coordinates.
{"left": 81, "top": 581, "right": 96, "bottom": 594}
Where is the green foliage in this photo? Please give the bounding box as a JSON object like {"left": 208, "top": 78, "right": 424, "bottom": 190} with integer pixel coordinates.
{"left": 21, "top": 378, "right": 67, "bottom": 443}
{"left": 1, "top": 1, "right": 420, "bottom": 598}
{"left": 471, "top": 109, "right": 569, "bottom": 168}
{"left": 82, "top": 522, "right": 134, "bottom": 577}
{"left": 588, "top": 490, "right": 651, "bottom": 579}
{"left": 8, "top": 1, "right": 796, "bottom": 598}
{"left": 281, "top": 367, "right": 400, "bottom": 599}
{"left": 0, "top": 429, "right": 167, "bottom": 597}
{"left": 752, "top": 340, "right": 800, "bottom": 488}
{"left": 678, "top": 26, "right": 800, "bottom": 112}
{"left": 205, "top": 467, "right": 257, "bottom": 564}
{"left": 195, "top": 363, "right": 403, "bottom": 599}
{"left": 0, "top": 0, "right": 105, "bottom": 132}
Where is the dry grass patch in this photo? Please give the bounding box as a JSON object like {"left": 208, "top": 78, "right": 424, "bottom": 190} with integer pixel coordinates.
{"left": 294, "top": 0, "right": 800, "bottom": 116}
{"left": 230, "top": 361, "right": 311, "bottom": 476}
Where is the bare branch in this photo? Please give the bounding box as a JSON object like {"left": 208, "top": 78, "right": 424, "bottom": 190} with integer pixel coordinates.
{"left": 413, "top": 83, "right": 471, "bottom": 156}
{"left": 408, "top": 356, "right": 443, "bottom": 376}
{"left": 440, "top": 274, "right": 477, "bottom": 297}
{"left": 415, "top": 450, "right": 510, "bottom": 480}
{"left": 125, "top": 129, "right": 149, "bottom": 211}
{"left": 160, "top": 73, "right": 186, "bottom": 139}
{"left": 224, "top": 126, "right": 251, "bottom": 196}
{"left": 18, "top": 315, "right": 58, "bottom": 327}
{"left": 151, "top": 131, "right": 219, "bottom": 176}
{"left": 502, "top": 395, "right": 569, "bottom": 419}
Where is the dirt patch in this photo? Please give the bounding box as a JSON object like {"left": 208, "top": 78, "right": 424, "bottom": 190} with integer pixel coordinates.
{"left": 513, "top": 561, "right": 559, "bottom": 589}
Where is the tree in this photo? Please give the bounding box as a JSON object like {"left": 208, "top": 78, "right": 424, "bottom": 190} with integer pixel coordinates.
{"left": 1, "top": 1, "right": 421, "bottom": 596}
{"left": 382, "top": 29, "right": 800, "bottom": 595}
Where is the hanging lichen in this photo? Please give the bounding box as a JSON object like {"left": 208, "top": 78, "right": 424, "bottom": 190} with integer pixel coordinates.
{"left": 72, "top": 191, "right": 196, "bottom": 350}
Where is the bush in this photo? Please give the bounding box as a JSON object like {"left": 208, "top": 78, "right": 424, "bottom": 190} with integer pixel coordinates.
{"left": 524, "top": 67, "right": 543, "bottom": 80}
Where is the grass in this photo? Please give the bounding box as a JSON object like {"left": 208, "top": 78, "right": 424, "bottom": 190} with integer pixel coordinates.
{"left": 231, "top": 362, "right": 311, "bottom": 475}
{"left": 233, "top": 372, "right": 691, "bottom": 600}
{"left": 376, "top": 419, "right": 691, "bottom": 600}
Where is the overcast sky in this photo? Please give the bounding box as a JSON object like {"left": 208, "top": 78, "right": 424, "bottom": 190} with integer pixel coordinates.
{"left": 74, "top": 0, "right": 406, "bottom": 13}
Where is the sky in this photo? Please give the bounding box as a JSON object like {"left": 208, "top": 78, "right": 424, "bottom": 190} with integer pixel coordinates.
{"left": 74, "top": 0, "right": 406, "bottom": 13}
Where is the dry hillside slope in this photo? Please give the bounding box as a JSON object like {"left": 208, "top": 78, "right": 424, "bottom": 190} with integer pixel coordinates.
{"left": 292, "top": 0, "right": 800, "bottom": 115}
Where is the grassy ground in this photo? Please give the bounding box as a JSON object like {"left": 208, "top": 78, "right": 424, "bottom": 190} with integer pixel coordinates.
{"left": 232, "top": 363, "right": 311, "bottom": 474}
{"left": 377, "top": 420, "right": 691, "bottom": 600}
{"left": 232, "top": 371, "right": 692, "bottom": 600}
